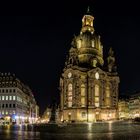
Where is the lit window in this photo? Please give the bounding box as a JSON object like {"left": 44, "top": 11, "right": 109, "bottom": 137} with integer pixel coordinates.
{"left": 13, "top": 96, "right": 16, "bottom": 100}
{"left": 77, "top": 40, "right": 81, "bottom": 49}
{"left": 81, "top": 97, "right": 85, "bottom": 107}
{"left": 68, "top": 84, "right": 72, "bottom": 92}
{"left": 95, "top": 85, "right": 99, "bottom": 96}
{"left": 105, "top": 86, "right": 111, "bottom": 106}
{"left": 106, "top": 92, "right": 110, "bottom": 98}
{"left": 68, "top": 84, "right": 72, "bottom": 107}
{"left": 5, "top": 111, "right": 8, "bottom": 115}
{"left": 2, "top": 96, "right": 4, "bottom": 100}
{"left": 68, "top": 102, "right": 72, "bottom": 108}
{"left": 92, "top": 40, "right": 94, "bottom": 47}
{"left": 9, "top": 96, "right": 12, "bottom": 100}
{"left": 81, "top": 84, "right": 86, "bottom": 107}
{"left": 68, "top": 96, "right": 72, "bottom": 101}
{"left": 6, "top": 96, "right": 8, "bottom": 100}
{"left": 106, "top": 86, "right": 110, "bottom": 97}
{"left": 68, "top": 72, "right": 72, "bottom": 78}
{"left": 95, "top": 84, "right": 100, "bottom": 107}
{"left": 93, "top": 60, "right": 97, "bottom": 67}
{"left": 81, "top": 84, "right": 86, "bottom": 96}
{"left": 2, "top": 111, "right": 4, "bottom": 115}
{"left": 106, "top": 99, "right": 110, "bottom": 107}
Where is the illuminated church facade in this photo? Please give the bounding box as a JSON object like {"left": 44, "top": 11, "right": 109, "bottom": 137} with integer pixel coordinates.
{"left": 59, "top": 8, "right": 120, "bottom": 122}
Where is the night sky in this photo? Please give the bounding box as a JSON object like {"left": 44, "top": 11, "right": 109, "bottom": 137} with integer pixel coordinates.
{"left": 0, "top": 0, "right": 140, "bottom": 115}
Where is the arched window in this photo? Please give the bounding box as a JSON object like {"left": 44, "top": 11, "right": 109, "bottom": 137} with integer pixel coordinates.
{"left": 81, "top": 84, "right": 86, "bottom": 107}
{"left": 68, "top": 83, "right": 72, "bottom": 107}
{"left": 105, "top": 86, "right": 111, "bottom": 107}
{"left": 106, "top": 86, "right": 110, "bottom": 97}
{"left": 95, "top": 84, "right": 100, "bottom": 107}
{"left": 95, "top": 84, "right": 99, "bottom": 96}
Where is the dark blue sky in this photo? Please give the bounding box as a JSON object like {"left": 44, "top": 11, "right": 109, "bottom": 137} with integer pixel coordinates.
{"left": 0, "top": 0, "right": 140, "bottom": 115}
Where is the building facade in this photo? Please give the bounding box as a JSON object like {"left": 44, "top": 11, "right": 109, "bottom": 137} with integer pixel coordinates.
{"left": 60, "top": 9, "right": 120, "bottom": 122}
{"left": 118, "top": 93, "right": 140, "bottom": 119}
{"left": 42, "top": 107, "right": 51, "bottom": 123}
{"left": 0, "top": 72, "right": 39, "bottom": 124}
{"left": 129, "top": 93, "right": 140, "bottom": 119}
{"left": 118, "top": 99, "right": 129, "bottom": 119}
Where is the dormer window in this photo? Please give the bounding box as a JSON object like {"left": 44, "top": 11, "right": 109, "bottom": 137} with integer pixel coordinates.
{"left": 92, "top": 40, "right": 94, "bottom": 47}
{"left": 77, "top": 39, "right": 81, "bottom": 49}
{"left": 93, "top": 60, "right": 97, "bottom": 67}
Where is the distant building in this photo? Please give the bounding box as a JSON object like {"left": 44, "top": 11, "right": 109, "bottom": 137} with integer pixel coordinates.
{"left": 118, "top": 99, "right": 129, "bottom": 119}
{"left": 0, "top": 72, "right": 39, "bottom": 124}
{"left": 59, "top": 8, "right": 120, "bottom": 122}
{"left": 42, "top": 107, "right": 51, "bottom": 123}
{"left": 42, "top": 104, "right": 60, "bottom": 123}
{"left": 129, "top": 93, "right": 140, "bottom": 118}
{"left": 118, "top": 92, "right": 140, "bottom": 119}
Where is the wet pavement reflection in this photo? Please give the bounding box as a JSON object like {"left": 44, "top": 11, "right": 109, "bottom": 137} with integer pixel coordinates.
{"left": 0, "top": 121, "right": 140, "bottom": 140}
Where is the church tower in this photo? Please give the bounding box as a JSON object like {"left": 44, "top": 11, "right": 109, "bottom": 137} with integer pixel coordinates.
{"left": 60, "top": 8, "right": 120, "bottom": 122}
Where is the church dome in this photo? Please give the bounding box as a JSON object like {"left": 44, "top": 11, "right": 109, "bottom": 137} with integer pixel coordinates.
{"left": 71, "top": 10, "right": 104, "bottom": 68}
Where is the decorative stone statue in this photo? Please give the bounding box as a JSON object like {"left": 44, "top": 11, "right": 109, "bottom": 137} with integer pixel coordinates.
{"left": 107, "top": 48, "right": 117, "bottom": 72}
{"left": 67, "top": 46, "right": 79, "bottom": 66}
